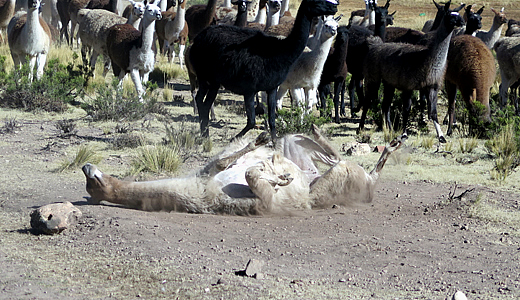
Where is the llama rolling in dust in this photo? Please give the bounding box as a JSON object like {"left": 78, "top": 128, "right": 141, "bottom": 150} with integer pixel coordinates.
{"left": 83, "top": 125, "right": 405, "bottom": 215}
{"left": 7, "top": 0, "right": 52, "bottom": 81}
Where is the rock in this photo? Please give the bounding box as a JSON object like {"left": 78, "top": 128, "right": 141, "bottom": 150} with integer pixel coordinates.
{"left": 342, "top": 142, "right": 371, "bottom": 156}
{"left": 30, "top": 202, "right": 82, "bottom": 234}
{"left": 244, "top": 259, "right": 265, "bottom": 278}
{"left": 451, "top": 291, "right": 468, "bottom": 300}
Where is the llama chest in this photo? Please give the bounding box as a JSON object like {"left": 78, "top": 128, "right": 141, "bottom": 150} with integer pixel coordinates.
{"left": 129, "top": 48, "right": 155, "bottom": 72}
{"left": 17, "top": 25, "right": 50, "bottom": 56}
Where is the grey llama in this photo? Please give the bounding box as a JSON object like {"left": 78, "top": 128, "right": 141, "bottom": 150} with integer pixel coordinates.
{"left": 360, "top": 1, "right": 464, "bottom": 142}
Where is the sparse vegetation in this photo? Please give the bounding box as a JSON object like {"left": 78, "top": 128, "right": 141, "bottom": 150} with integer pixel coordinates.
{"left": 55, "top": 119, "right": 78, "bottom": 138}
{"left": 1, "top": 117, "right": 20, "bottom": 134}
{"left": 0, "top": 56, "right": 88, "bottom": 113}
{"left": 163, "top": 122, "right": 212, "bottom": 153}
{"left": 57, "top": 144, "right": 101, "bottom": 172}
{"left": 458, "top": 136, "right": 479, "bottom": 153}
{"left": 112, "top": 133, "right": 145, "bottom": 149}
{"left": 485, "top": 123, "right": 520, "bottom": 181}
{"left": 275, "top": 101, "right": 332, "bottom": 135}
{"left": 82, "top": 79, "right": 167, "bottom": 121}
{"left": 129, "top": 144, "right": 181, "bottom": 175}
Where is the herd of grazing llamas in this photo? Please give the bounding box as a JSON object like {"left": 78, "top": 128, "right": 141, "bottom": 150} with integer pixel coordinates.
{"left": 1, "top": 0, "right": 520, "bottom": 213}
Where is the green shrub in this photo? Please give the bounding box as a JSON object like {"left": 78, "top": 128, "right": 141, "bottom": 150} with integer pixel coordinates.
{"left": 0, "top": 57, "right": 88, "bottom": 112}
{"left": 275, "top": 100, "right": 331, "bottom": 135}
{"left": 82, "top": 79, "right": 166, "bottom": 121}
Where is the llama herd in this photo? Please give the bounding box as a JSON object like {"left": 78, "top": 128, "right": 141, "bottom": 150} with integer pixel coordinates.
{"left": 1, "top": 0, "right": 519, "bottom": 140}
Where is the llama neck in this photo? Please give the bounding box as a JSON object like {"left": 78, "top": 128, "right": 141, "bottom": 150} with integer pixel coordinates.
{"left": 312, "top": 34, "right": 335, "bottom": 74}
{"left": 173, "top": 1, "right": 186, "bottom": 29}
{"left": 235, "top": 8, "right": 248, "bottom": 27}
{"left": 203, "top": 0, "right": 218, "bottom": 27}
{"left": 373, "top": 13, "right": 386, "bottom": 40}
{"left": 427, "top": 20, "right": 455, "bottom": 80}
{"left": 126, "top": 12, "right": 142, "bottom": 29}
{"left": 140, "top": 16, "right": 157, "bottom": 50}
{"left": 280, "top": 0, "right": 289, "bottom": 16}
{"left": 280, "top": 4, "right": 313, "bottom": 62}
{"left": 254, "top": 6, "right": 267, "bottom": 24}
{"left": 266, "top": 8, "right": 280, "bottom": 28}
{"left": 487, "top": 19, "right": 505, "bottom": 42}
{"left": 223, "top": 0, "right": 232, "bottom": 8}
{"left": 25, "top": 7, "right": 42, "bottom": 36}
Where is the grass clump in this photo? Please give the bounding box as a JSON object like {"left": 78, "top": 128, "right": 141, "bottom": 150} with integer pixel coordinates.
{"left": 458, "top": 136, "right": 479, "bottom": 153}
{"left": 82, "top": 79, "right": 166, "bottom": 121}
{"left": 1, "top": 117, "right": 20, "bottom": 134}
{"left": 163, "top": 122, "right": 212, "bottom": 153}
{"left": 0, "top": 56, "right": 88, "bottom": 112}
{"left": 56, "top": 119, "right": 78, "bottom": 138}
{"left": 130, "top": 144, "right": 181, "bottom": 176}
{"left": 57, "top": 144, "right": 101, "bottom": 172}
{"left": 485, "top": 123, "right": 520, "bottom": 181}
{"left": 112, "top": 133, "right": 145, "bottom": 149}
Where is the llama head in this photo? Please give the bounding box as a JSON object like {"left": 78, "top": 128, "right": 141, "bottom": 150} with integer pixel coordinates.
{"left": 465, "top": 5, "right": 483, "bottom": 31}
{"left": 130, "top": 0, "right": 146, "bottom": 19}
{"left": 267, "top": 0, "right": 282, "bottom": 14}
{"left": 320, "top": 15, "right": 338, "bottom": 41}
{"left": 300, "top": 0, "right": 338, "bottom": 20}
{"left": 442, "top": 1, "right": 465, "bottom": 30}
{"left": 143, "top": 0, "right": 162, "bottom": 21}
{"left": 27, "top": 0, "right": 42, "bottom": 11}
{"left": 232, "top": 0, "right": 252, "bottom": 13}
{"left": 491, "top": 7, "right": 508, "bottom": 26}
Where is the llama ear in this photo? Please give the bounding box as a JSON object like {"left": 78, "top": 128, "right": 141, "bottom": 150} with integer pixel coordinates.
{"left": 334, "top": 14, "right": 343, "bottom": 22}
{"left": 500, "top": 7, "right": 504, "bottom": 13}
{"left": 433, "top": 0, "right": 442, "bottom": 10}
{"left": 383, "top": 0, "right": 390, "bottom": 9}
{"left": 477, "top": 6, "right": 485, "bottom": 15}
{"left": 452, "top": 3, "right": 466, "bottom": 13}
{"left": 390, "top": 10, "right": 396, "bottom": 16}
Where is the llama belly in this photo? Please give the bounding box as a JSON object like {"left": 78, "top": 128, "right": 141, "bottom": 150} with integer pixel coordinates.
{"left": 213, "top": 165, "right": 256, "bottom": 198}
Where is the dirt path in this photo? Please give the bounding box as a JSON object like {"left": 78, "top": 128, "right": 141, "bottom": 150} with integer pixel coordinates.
{"left": 1, "top": 102, "right": 519, "bottom": 300}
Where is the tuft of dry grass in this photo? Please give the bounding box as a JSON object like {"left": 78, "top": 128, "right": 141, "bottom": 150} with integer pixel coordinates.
{"left": 130, "top": 144, "right": 181, "bottom": 176}
{"left": 57, "top": 144, "right": 102, "bottom": 172}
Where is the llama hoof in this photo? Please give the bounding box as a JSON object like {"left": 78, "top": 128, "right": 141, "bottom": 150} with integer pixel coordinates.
{"left": 439, "top": 136, "right": 447, "bottom": 143}
{"left": 277, "top": 173, "right": 293, "bottom": 186}
{"left": 254, "top": 131, "right": 270, "bottom": 147}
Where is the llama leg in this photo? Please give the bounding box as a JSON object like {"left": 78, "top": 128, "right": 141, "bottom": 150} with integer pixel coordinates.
{"left": 28, "top": 56, "right": 37, "bottom": 82}
{"left": 130, "top": 69, "right": 144, "bottom": 97}
{"left": 178, "top": 44, "right": 185, "bottom": 69}
{"left": 235, "top": 93, "right": 257, "bottom": 139}
{"left": 245, "top": 154, "right": 294, "bottom": 214}
{"left": 338, "top": 78, "right": 347, "bottom": 117}
{"left": 276, "top": 86, "right": 288, "bottom": 110}
{"left": 400, "top": 90, "right": 413, "bottom": 138}
{"left": 358, "top": 81, "right": 376, "bottom": 133}
{"left": 354, "top": 77, "right": 364, "bottom": 113}
{"left": 498, "top": 70, "right": 510, "bottom": 108}
{"left": 196, "top": 84, "right": 218, "bottom": 137}
{"left": 381, "top": 84, "right": 395, "bottom": 130}
{"left": 266, "top": 88, "right": 277, "bottom": 139}
{"left": 211, "top": 132, "right": 270, "bottom": 173}
{"left": 333, "top": 80, "right": 344, "bottom": 123}
{"left": 445, "top": 81, "right": 458, "bottom": 136}
{"left": 427, "top": 86, "right": 447, "bottom": 143}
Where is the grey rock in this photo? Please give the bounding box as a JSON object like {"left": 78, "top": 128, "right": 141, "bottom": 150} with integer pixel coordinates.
{"left": 30, "top": 202, "right": 82, "bottom": 234}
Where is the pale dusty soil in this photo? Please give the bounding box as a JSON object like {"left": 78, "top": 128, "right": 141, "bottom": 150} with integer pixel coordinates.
{"left": 1, "top": 75, "right": 520, "bottom": 300}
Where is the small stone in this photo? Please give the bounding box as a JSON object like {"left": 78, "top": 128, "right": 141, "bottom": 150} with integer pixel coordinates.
{"left": 245, "top": 259, "right": 265, "bottom": 277}
{"left": 254, "top": 272, "right": 265, "bottom": 280}
{"left": 451, "top": 291, "right": 468, "bottom": 300}
{"left": 30, "top": 202, "right": 82, "bottom": 234}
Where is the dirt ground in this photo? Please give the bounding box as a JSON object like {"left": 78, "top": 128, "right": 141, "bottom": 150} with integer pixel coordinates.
{"left": 1, "top": 74, "right": 520, "bottom": 300}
